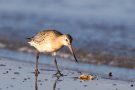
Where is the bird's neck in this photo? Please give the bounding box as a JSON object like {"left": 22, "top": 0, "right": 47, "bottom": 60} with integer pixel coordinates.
{"left": 53, "top": 36, "right": 64, "bottom": 50}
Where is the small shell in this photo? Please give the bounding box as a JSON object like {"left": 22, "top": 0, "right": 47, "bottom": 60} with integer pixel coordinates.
{"left": 79, "top": 74, "right": 96, "bottom": 81}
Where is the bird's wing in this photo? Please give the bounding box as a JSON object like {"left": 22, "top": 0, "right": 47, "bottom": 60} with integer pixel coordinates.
{"left": 32, "top": 31, "right": 48, "bottom": 43}
{"left": 32, "top": 30, "right": 62, "bottom": 44}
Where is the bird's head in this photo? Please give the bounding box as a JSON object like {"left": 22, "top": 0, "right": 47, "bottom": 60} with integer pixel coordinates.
{"left": 62, "top": 34, "right": 73, "bottom": 46}
{"left": 61, "top": 34, "right": 78, "bottom": 62}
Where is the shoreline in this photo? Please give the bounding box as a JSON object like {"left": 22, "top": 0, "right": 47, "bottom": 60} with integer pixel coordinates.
{"left": 0, "top": 57, "right": 135, "bottom": 90}
{"left": 0, "top": 48, "right": 135, "bottom": 82}
{"left": 0, "top": 39, "right": 135, "bottom": 69}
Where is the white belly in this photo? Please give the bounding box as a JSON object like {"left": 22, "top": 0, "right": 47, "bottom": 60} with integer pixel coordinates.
{"left": 37, "top": 43, "right": 54, "bottom": 52}
{"left": 28, "top": 41, "right": 61, "bottom": 53}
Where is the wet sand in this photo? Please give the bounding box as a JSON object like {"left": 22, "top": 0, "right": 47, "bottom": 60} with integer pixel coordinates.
{"left": 0, "top": 57, "right": 134, "bottom": 90}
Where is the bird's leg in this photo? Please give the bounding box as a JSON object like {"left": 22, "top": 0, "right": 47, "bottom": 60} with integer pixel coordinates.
{"left": 35, "top": 73, "right": 38, "bottom": 90}
{"left": 35, "top": 52, "right": 40, "bottom": 76}
{"left": 53, "top": 75, "right": 60, "bottom": 90}
{"left": 53, "top": 54, "right": 63, "bottom": 76}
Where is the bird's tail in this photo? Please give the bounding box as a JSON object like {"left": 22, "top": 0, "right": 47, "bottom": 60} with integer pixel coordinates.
{"left": 26, "top": 37, "right": 33, "bottom": 41}
{"left": 26, "top": 37, "right": 35, "bottom": 46}
{"left": 26, "top": 37, "right": 32, "bottom": 40}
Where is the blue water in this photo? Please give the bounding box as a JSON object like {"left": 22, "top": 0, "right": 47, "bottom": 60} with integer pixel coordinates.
{"left": 0, "top": 48, "right": 135, "bottom": 81}
{"left": 0, "top": 0, "right": 135, "bottom": 68}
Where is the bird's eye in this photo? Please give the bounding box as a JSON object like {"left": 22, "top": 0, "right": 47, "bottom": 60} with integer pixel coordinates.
{"left": 65, "top": 39, "right": 68, "bottom": 41}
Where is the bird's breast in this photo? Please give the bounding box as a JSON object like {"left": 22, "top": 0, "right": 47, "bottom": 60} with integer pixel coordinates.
{"left": 35, "top": 42, "right": 63, "bottom": 53}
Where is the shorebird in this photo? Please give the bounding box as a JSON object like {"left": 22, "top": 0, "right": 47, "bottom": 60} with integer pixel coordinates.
{"left": 27, "top": 30, "right": 78, "bottom": 76}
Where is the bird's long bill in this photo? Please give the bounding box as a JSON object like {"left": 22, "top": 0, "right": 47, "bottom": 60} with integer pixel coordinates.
{"left": 68, "top": 45, "right": 78, "bottom": 62}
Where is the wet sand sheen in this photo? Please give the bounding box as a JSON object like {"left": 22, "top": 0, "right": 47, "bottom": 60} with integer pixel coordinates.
{"left": 0, "top": 57, "right": 134, "bottom": 90}
{"left": 0, "top": 48, "right": 135, "bottom": 82}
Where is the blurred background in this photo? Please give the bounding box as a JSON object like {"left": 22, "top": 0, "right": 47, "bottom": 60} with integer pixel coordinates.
{"left": 0, "top": 0, "right": 135, "bottom": 69}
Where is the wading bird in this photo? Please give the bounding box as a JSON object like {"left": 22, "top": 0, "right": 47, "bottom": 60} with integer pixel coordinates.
{"left": 27, "top": 30, "right": 78, "bottom": 76}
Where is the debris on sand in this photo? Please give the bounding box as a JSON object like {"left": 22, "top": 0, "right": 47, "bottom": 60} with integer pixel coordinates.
{"left": 130, "top": 84, "right": 134, "bottom": 87}
{"left": 79, "top": 74, "right": 96, "bottom": 81}
{"left": 109, "top": 72, "right": 113, "bottom": 77}
{"left": 0, "top": 64, "right": 6, "bottom": 66}
{"left": 14, "top": 72, "right": 20, "bottom": 75}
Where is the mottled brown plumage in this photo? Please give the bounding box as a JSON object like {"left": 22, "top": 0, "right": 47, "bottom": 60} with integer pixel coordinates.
{"left": 28, "top": 29, "right": 77, "bottom": 76}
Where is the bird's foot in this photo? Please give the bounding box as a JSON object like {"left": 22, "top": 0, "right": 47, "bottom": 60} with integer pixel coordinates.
{"left": 34, "top": 69, "right": 40, "bottom": 76}
{"left": 53, "top": 71, "right": 64, "bottom": 77}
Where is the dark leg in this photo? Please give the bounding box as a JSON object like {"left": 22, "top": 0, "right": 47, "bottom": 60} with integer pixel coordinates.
{"left": 35, "top": 74, "right": 38, "bottom": 90}
{"left": 53, "top": 75, "right": 60, "bottom": 90}
{"left": 54, "top": 56, "right": 63, "bottom": 76}
{"left": 35, "top": 52, "right": 40, "bottom": 76}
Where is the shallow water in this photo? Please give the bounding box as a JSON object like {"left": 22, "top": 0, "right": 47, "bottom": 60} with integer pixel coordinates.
{"left": 0, "top": 48, "right": 135, "bottom": 81}
{"left": 0, "top": 0, "right": 135, "bottom": 68}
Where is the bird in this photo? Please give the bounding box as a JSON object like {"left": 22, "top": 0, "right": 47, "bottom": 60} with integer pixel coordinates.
{"left": 27, "top": 29, "right": 78, "bottom": 76}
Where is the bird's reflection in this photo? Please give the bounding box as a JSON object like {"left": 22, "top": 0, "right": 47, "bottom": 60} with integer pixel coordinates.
{"left": 34, "top": 73, "right": 63, "bottom": 90}
{"left": 35, "top": 75, "right": 38, "bottom": 90}
{"left": 53, "top": 75, "right": 61, "bottom": 90}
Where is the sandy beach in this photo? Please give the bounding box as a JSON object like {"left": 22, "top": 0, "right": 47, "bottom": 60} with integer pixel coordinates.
{"left": 0, "top": 56, "right": 134, "bottom": 90}
{"left": 0, "top": 0, "right": 135, "bottom": 90}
